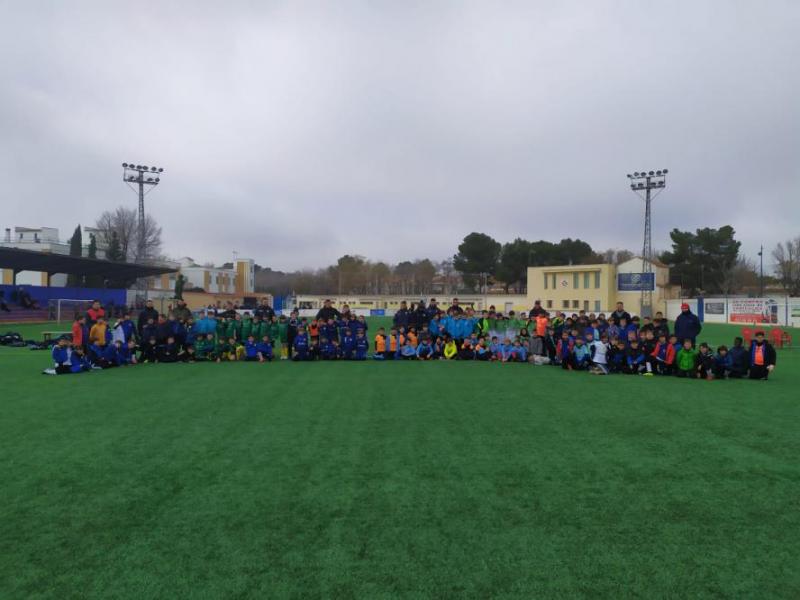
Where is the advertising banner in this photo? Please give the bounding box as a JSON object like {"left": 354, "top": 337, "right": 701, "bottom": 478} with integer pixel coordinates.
{"left": 729, "top": 298, "right": 779, "bottom": 324}
{"left": 617, "top": 273, "right": 655, "bottom": 292}
{"left": 704, "top": 301, "right": 725, "bottom": 315}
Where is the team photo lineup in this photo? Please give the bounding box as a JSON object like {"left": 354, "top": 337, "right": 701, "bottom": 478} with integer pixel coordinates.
{"left": 46, "top": 296, "right": 777, "bottom": 379}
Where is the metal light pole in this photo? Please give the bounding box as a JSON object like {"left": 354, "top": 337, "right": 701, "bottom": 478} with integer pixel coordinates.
{"left": 758, "top": 245, "right": 764, "bottom": 296}
{"left": 122, "top": 162, "right": 164, "bottom": 300}
{"left": 122, "top": 163, "right": 164, "bottom": 262}
{"left": 627, "top": 170, "right": 668, "bottom": 318}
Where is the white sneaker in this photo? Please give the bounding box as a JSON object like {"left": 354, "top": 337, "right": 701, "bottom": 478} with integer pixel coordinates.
{"left": 42, "top": 368, "right": 57, "bottom": 375}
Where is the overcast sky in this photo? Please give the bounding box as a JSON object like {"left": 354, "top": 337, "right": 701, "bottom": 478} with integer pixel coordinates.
{"left": 2, "top": 1, "right": 798, "bottom": 271}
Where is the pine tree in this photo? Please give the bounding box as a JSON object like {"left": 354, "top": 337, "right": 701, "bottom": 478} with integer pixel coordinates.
{"left": 85, "top": 234, "right": 103, "bottom": 288}
{"left": 67, "top": 225, "right": 82, "bottom": 287}
{"left": 107, "top": 230, "right": 124, "bottom": 262}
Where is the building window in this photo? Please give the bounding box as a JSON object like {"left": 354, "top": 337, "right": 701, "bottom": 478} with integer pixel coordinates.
{"left": 551, "top": 274, "right": 557, "bottom": 288}
{"left": 594, "top": 300, "right": 601, "bottom": 312}
{"left": 572, "top": 300, "right": 579, "bottom": 308}
{"left": 594, "top": 271, "right": 600, "bottom": 288}
{"left": 584, "top": 300, "right": 589, "bottom": 310}
{"left": 573, "top": 273, "right": 579, "bottom": 289}
{"left": 562, "top": 300, "right": 570, "bottom": 309}
{"left": 544, "top": 273, "right": 548, "bottom": 289}
{"left": 546, "top": 300, "right": 553, "bottom": 308}
{"left": 583, "top": 272, "right": 590, "bottom": 288}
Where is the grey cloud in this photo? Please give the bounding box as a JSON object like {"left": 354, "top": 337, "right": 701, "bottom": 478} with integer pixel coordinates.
{"left": 2, "top": 1, "right": 798, "bottom": 270}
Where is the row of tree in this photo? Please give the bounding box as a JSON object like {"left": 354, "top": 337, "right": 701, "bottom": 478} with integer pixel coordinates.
{"left": 63, "top": 208, "right": 799, "bottom": 298}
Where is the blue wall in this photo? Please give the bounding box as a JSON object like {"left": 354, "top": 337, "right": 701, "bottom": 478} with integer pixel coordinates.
{"left": 0, "top": 284, "right": 127, "bottom": 307}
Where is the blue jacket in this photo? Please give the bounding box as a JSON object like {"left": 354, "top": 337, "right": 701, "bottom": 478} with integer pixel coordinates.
{"left": 355, "top": 336, "right": 369, "bottom": 358}
{"left": 416, "top": 342, "right": 433, "bottom": 357}
{"left": 400, "top": 344, "right": 417, "bottom": 357}
{"left": 244, "top": 340, "right": 259, "bottom": 359}
{"left": 341, "top": 335, "right": 355, "bottom": 355}
{"left": 70, "top": 352, "right": 92, "bottom": 372}
{"left": 674, "top": 311, "right": 702, "bottom": 342}
{"left": 510, "top": 345, "right": 528, "bottom": 361}
{"left": 393, "top": 309, "right": 410, "bottom": 328}
{"left": 256, "top": 341, "right": 272, "bottom": 358}
{"left": 103, "top": 344, "right": 121, "bottom": 365}
{"left": 729, "top": 346, "right": 748, "bottom": 373}
{"left": 52, "top": 346, "right": 70, "bottom": 365}
{"left": 573, "top": 343, "right": 591, "bottom": 364}
{"left": 294, "top": 333, "right": 309, "bottom": 356}
{"left": 116, "top": 320, "right": 137, "bottom": 342}
{"left": 713, "top": 353, "right": 732, "bottom": 370}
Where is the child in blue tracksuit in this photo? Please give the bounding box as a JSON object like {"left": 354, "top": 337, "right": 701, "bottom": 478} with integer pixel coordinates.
{"left": 320, "top": 338, "right": 338, "bottom": 360}
{"left": 428, "top": 316, "right": 442, "bottom": 341}
{"left": 244, "top": 336, "right": 260, "bottom": 361}
{"left": 728, "top": 337, "right": 749, "bottom": 378}
{"left": 416, "top": 339, "right": 433, "bottom": 360}
{"left": 572, "top": 338, "right": 591, "bottom": 370}
{"left": 489, "top": 337, "right": 503, "bottom": 361}
{"left": 340, "top": 329, "right": 355, "bottom": 360}
{"left": 354, "top": 331, "right": 369, "bottom": 360}
{"left": 114, "top": 314, "right": 137, "bottom": 343}
{"left": 44, "top": 338, "right": 76, "bottom": 375}
{"left": 712, "top": 345, "right": 732, "bottom": 379}
{"left": 293, "top": 327, "right": 310, "bottom": 361}
{"left": 508, "top": 340, "right": 528, "bottom": 363}
{"left": 256, "top": 336, "right": 273, "bottom": 362}
{"left": 400, "top": 340, "right": 417, "bottom": 360}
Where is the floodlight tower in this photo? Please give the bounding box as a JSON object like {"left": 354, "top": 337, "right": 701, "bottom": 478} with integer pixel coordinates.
{"left": 121, "top": 162, "right": 164, "bottom": 263}
{"left": 626, "top": 169, "right": 668, "bottom": 317}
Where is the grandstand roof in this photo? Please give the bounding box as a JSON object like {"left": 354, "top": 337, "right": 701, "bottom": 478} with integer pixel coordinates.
{"left": 0, "top": 247, "right": 176, "bottom": 280}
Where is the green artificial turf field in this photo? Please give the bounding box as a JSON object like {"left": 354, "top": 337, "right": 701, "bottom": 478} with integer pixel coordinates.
{"left": 1, "top": 320, "right": 798, "bottom": 598}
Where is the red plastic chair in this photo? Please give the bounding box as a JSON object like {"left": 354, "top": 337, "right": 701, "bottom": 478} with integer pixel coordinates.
{"left": 770, "top": 328, "right": 784, "bottom": 348}
{"left": 741, "top": 327, "right": 753, "bottom": 345}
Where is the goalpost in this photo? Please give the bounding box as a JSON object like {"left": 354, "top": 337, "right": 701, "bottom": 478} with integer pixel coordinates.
{"left": 48, "top": 299, "right": 94, "bottom": 323}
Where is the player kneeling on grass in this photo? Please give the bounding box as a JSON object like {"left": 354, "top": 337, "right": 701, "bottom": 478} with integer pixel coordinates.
{"left": 257, "top": 335, "right": 273, "bottom": 362}
{"left": 749, "top": 330, "right": 777, "bottom": 380}
{"left": 158, "top": 336, "right": 180, "bottom": 363}
{"left": 675, "top": 339, "right": 699, "bottom": 378}
{"left": 712, "top": 345, "right": 732, "bottom": 379}
{"left": 625, "top": 340, "right": 648, "bottom": 375}
{"left": 571, "top": 338, "right": 590, "bottom": 370}
{"left": 400, "top": 339, "right": 417, "bottom": 360}
{"left": 506, "top": 339, "right": 527, "bottom": 363}
{"left": 43, "top": 337, "right": 92, "bottom": 375}
{"left": 243, "top": 335, "right": 260, "bottom": 362}
{"left": 696, "top": 343, "right": 714, "bottom": 380}
{"left": 416, "top": 339, "right": 434, "bottom": 360}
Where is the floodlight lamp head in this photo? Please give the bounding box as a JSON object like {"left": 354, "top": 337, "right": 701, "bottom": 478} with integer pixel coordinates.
{"left": 662, "top": 168, "right": 668, "bottom": 174}
{"left": 122, "top": 162, "right": 128, "bottom": 168}
{"left": 158, "top": 168, "right": 163, "bottom": 172}
{"left": 633, "top": 172, "right": 639, "bottom": 177}
{"left": 155, "top": 177, "right": 160, "bottom": 182}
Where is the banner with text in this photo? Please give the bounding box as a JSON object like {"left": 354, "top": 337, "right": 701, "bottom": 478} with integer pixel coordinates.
{"left": 729, "top": 298, "right": 780, "bottom": 324}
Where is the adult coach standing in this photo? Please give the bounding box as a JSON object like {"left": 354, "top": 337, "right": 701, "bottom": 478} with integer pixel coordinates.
{"left": 254, "top": 297, "right": 275, "bottom": 321}
{"left": 316, "top": 299, "right": 341, "bottom": 322}
{"left": 447, "top": 297, "right": 464, "bottom": 315}
{"left": 609, "top": 302, "right": 631, "bottom": 325}
{"left": 138, "top": 299, "right": 159, "bottom": 336}
{"left": 674, "top": 303, "right": 702, "bottom": 345}
{"left": 529, "top": 300, "right": 546, "bottom": 317}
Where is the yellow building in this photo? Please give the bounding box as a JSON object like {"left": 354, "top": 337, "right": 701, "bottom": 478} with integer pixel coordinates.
{"left": 526, "top": 258, "right": 677, "bottom": 316}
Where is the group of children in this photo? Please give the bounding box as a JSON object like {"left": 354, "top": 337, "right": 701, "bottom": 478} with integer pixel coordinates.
{"left": 43, "top": 302, "right": 778, "bottom": 380}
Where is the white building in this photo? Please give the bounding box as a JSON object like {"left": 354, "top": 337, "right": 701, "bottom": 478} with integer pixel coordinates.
{"left": 147, "top": 257, "right": 255, "bottom": 295}
{"left": 1, "top": 225, "right": 107, "bottom": 286}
